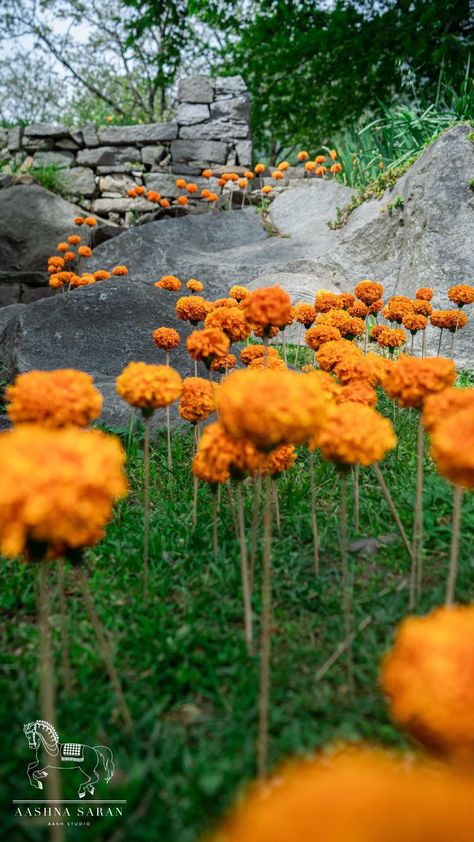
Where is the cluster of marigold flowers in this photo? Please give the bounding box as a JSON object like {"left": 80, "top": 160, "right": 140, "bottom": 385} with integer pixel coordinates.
{"left": 48, "top": 215, "right": 129, "bottom": 290}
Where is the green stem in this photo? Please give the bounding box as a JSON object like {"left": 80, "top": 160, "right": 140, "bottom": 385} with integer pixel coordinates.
{"left": 446, "top": 485, "right": 463, "bottom": 606}
{"left": 257, "top": 473, "right": 272, "bottom": 779}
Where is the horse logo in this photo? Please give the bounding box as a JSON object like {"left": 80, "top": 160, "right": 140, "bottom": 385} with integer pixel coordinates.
{"left": 24, "top": 720, "right": 115, "bottom": 799}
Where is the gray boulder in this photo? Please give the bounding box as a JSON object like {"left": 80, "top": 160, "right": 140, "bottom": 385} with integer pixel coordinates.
{"left": 63, "top": 167, "right": 97, "bottom": 198}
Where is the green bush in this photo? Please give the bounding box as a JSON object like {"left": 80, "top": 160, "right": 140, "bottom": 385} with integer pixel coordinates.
{"left": 30, "top": 163, "right": 69, "bottom": 196}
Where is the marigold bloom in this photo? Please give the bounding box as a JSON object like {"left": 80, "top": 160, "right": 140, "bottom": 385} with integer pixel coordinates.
{"left": 134, "top": 185, "right": 145, "bottom": 196}
{"left": 261, "top": 185, "right": 273, "bottom": 195}
{"left": 314, "top": 291, "right": 343, "bottom": 313}
{"left": 116, "top": 362, "right": 182, "bottom": 412}
{"left": 57, "top": 242, "right": 68, "bottom": 252}
{"left": 354, "top": 280, "right": 384, "bottom": 305}
{"left": 64, "top": 251, "right": 76, "bottom": 262}
{"left": 193, "top": 422, "right": 263, "bottom": 484}
{"left": 338, "top": 292, "right": 356, "bottom": 309}
{"left": 240, "top": 345, "right": 280, "bottom": 366}
{"left": 430, "top": 309, "right": 468, "bottom": 332}
{"left": 49, "top": 274, "right": 63, "bottom": 288}
{"left": 364, "top": 352, "right": 394, "bottom": 385}
{"left": 229, "top": 285, "right": 250, "bottom": 302}
{"left": 48, "top": 256, "right": 65, "bottom": 269}
{"left": 316, "top": 339, "right": 361, "bottom": 371}
{"left": 333, "top": 356, "right": 378, "bottom": 387}
{"left": 152, "top": 327, "right": 180, "bottom": 351}
{"left": 329, "top": 149, "right": 338, "bottom": 160}
{"left": 84, "top": 217, "right": 97, "bottom": 227}
{"left": 155, "top": 275, "right": 181, "bottom": 291}
{"left": 73, "top": 216, "right": 84, "bottom": 225}
{"left": 238, "top": 178, "right": 248, "bottom": 189}
{"left": 330, "top": 163, "right": 342, "bottom": 174}
{"left": 146, "top": 191, "right": 161, "bottom": 203}
{"left": 254, "top": 164, "right": 265, "bottom": 174}
{"left": 93, "top": 269, "right": 111, "bottom": 281}
{"left": 249, "top": 355, "right": 287, "bottom": 371}
{"left": 208, "top": 297, "right": 236, "bottom": 310}
{"left": 383, "top": 300, "right": 414, "bottom": 324}
{"left": 368, "top": 298, "right": 383, "bottom": 315}
{"left": 210, "top": 745, "right": 474, "bottom": 842}
{"left": 160, "top": 199, "right": 171, "bottom": 208}
{"left": 416, "top": 287, "right": 433, "bottom": 301}
{"left": 211, "top": 353, "right": 237, "bottom": 372}
{"left": 205, "top": 306, "right": 251, "bottom": 343}
{"left": 293, "top": 303, "right": 316, "bottom": 327}
{"left": 261, "top": 444, "right": 296, "bottom": 476}
{"left": 6, "top": 369, "right": 103, "bottom": 428}
{"left": 201, "top": 188, "right": 211, "bottom": 199}
{"left": 338, "top": 380, "right": 378, "bottom": 407}
{"left": 253, "top": 324, "right": 279, "bottom": 339}
{"left": 402, "top": 313, "right": 428, "bottom": 334}
{"left": 305, "top": 325, "right": 342, "bottom": 350}
{"left": 218, "top": 369, "right": 333, "bottom": 451}
{"left": 186, "top": 279, "right": 204, "bottom": 293}
{"left": 127, "top": 188, "right": 137, "bottom": 198}
{"left": 319, "top": 404, "right": 396, "bottom": 466}
{"left": 177, "top": 195, "right": 188, "bottom": 206}
{"left": 297, "top": 150, "right": 309, "bottom": 161}
{"left": 242, "top": 285, "right": 292, "bottom": 333}
{"left": 376, "top": 326, "right": 407, "bottom": 351}
{"left": 178, "top": 377, "right": 217, "bottom": 424}
{"left": 78, "top": 245, "right": 92, "bottom": 258}
{"left": 423, "top": 387, "right": 474, "bottom": 433}
{"left": 315, "top": 155, "right": 326, "bottom": 164}
{"left": 202, "top": 169, "right": 213, "bottom": 178}
{"left": 176, "top": 295, "right": 209, "bottom": 324}
{"left": 271, "top": 170, "right": 283, "bottom": 180}
{"left": 175, "top": 178, "right": 186, "bottom": 188}
{"left": 430, "top": 409, "right": 474, "bottom": 488}
{"left": 381, "top": 605, "right": 474, "bottom": 761}
{"left": 0, "top": 425, "right": 127, "bottom": 557}
{"left": 185, "top": 183, "right": 198, "bottom": 194}
{"left": 412, "top": 299, "right": 432, "bottom": 316}
{"left": 68, "top": 235, "right": 81, "bottom": 245}
{"left": 348, "top": 301, "right": 368, "bottom": 319}
{"left": 112, "top": 265, "right": 128, "bottom": 276}
{"left": 186, "top": 328, "right": 230, "bottom": 365}
{"left": 315, "top": 166, "right": 328, "bottom": 177}
{"left": 346, "top": 316, "right": 365, "bottom": 338}
{"left": 384, "top": 355, "right": 456, "bottom": 409}
{"left": 304, "top": 370, "right": 342, "bottom": 400}
{"left": 304, "top": 161, "right": 316, "bottom": 172}
{"left": 244, "top": 171, "right": 254, "bottom": 180}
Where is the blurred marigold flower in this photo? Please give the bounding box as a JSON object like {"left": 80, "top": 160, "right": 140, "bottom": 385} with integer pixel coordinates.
{"left": 384, "top": 355, "right": 456, "bottom": 408}
{"left": 423, "top": 386, "right": 474, "bottom": 433}
{"left": 155, "top": 275, "right": 181, "bottom": 291}
{"left": 6, "top": 369, "right": 103, "bottom": 428}
{"left": 179, "top": 377, "right": 217, "bottom": 424}
{"left": 318, "top": 403, "right": 396, "bottom": 466}
{"left": 112, "top": 265, "right": 128, "bottom": 276}
{"left": 187, "top": 279, "right": 204, "bottom": 293}
{"left": 116, "top": 361, "right": 182, "bottom": 411}
{"left": 430, "top": 409, "right": 474, "bottom": 488}
{"left": 152, "top": 327, "right": 181, "bottom": 351}
{"left": 177, "top": 295, "right": 210, "bottom": 325}
{"left": 186, "top": 327, "right": 230, "bottom": 365}
{"left": 242, "top": 285, "right": 292, "bottom": 333}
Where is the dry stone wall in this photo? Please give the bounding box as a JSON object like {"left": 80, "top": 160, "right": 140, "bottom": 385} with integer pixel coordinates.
{"left": 0, "top": 75, "right": 251, "bottom": 225}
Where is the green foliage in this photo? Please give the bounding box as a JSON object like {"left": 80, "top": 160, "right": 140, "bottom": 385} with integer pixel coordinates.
{"left": 30, "top": 164, "right": 69, "bottom": 197}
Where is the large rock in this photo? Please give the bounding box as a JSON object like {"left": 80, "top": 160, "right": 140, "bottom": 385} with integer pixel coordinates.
{"left": 0, "top": 279, "right": 206, "bottom": 427}
{"left": 32, "top": 150, "right": 74, "bottom": 169}
{"left": 178, "top": 76, "right": 214, "bottom": 104}
{"left": 24, "top": 123, "right": 69, "bottom": 139}
{"left": 76, "top": 146, "right": 141, "bottom": 168}
{"left": 171, "top": 139, "right": 227, "bottom": 164}
{"left": 63, "top": 167, "right": 97, "bottom": 198}
{"left": 175, "top": 104, "right": 210, "bottom": 125}
{"left": 97, "top": 123, "right": 178, "bottom": 145}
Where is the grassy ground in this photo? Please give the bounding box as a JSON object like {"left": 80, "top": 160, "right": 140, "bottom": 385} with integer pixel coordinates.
{"left": 1, "top": 369, "right": 474, "bottom": 842}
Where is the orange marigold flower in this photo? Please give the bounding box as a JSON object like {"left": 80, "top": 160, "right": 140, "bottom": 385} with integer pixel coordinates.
{"left": 160, "top": 199, "right": 171, "bottom": 208}
{"left": 175, "top": 178, "right": 187, "bottom": 188}
{"left": 218, "top": 369, "right": 333, "bottom": 451}
{"left": 376, "top": 326, "right": 407, "bottom": 351}
{"left": 368, "top": 298, "right": 383, "bottom": 315}
{"left": 244, "top": 171, "right": 254, "bottom": 180}
{"left": 146, "top": 191, "right": 161, "bottom": 203}
{"left": 293, "top": 302, "right": 317, "bottom": 328}
{"left": 112, "top": 265, "right": 128, "bottom": 276}
{"left": 248, "top": 355, "right": 287, "bottom": 371}
{"left": 430, "top": 309, "right": 468, "bottom": 332}
{"left": 384, "top": 300, "right": 414, "bottom": 324}
{"left": 304, "top": 370, "right": 342, "bottom": 400}
{"left": 355, "top": 280, "right": 384, "bottom": 305}
{"left": 48, "top": 256, "right": 65, "bottom": 269}
{"left": 0, "top": 425, "right": 127, "bottom": 558}
{"left": 261, "top": 444, "right": 296, "bottom": 476}
{"left": 338, "top": 380, "right": 378, "bottom": 407}
{"left": 186, "top": 183, "right": 198, "bottom": 194}
{"left": 6, "top": 369, "right": 103, "bottom": 428}
{"left": 316, "top": 338, "right": 361, "bottom": 371}
{"left": 155, "top": 275, "right": 181, "bottom": 291}
{"left": 402, "top": 313, "right": 428, "bottom": 333}
{"left": 73, "top": 216, "right": 84, "bottom": 225}
{"left": 242, "top": 285, "right": 292, "bottom": 333}
{"left": 316, "top": 309, "right": 352, "bottom": 334}
{"left": 238, "top": 178, "right": 248, "bottom": 189}
{"left": 364, "top": 352, "right": 394, "bottom": 385}
{"left": 229, "top": 285, "right": 250, "bottom": 302}
{"left": 84, "top": 217, "right": 97, "bottom": 227}
{"left": 381, "top": 605, "right": 474, "bottom": 761}
{"left": 186, "top": 328, "right": 230, "bottom": 366}
{"left": 193, "top": 422, "right": 263, "bottom": 484}
{"left": 423, "top": 387, "right": 474, "bottom": 433}
{"left": 254, "top": 163, "right": 265, "bottom": 174}
{"left": 93, "top": 270, "right": 111, "bottom": 281}
{"left": 315, "top": 166, "right": 327, "bottom": 177}
{"left": 370, "top": 324, "right": 385, "bottom": 343}
{"left": 277, "top": 161, "right": 289, "bottom": 171}
{"left": 416, "top": 287, "right": 433, "bottom": 301}
{"left": 205, "top": 306, "right": 251, "bottom": 343}
{"left": 271, "top": 170, "right": 284, "bottom": 180}
{"left": 430, "top": 409, "right": 474, "bottom": 488}
{"left": 261, "top": 185, "right": 273, "bottom": 194}
{"left": 177, "top": 195, "right": 188, "bottom": 206}
{"left": 348, "top": 301, "right": 368, "bottom": 319}
{"left": 178, "top": 377, "right": 217, "bottom": 424}
{"left": 57, "top": 242, "right": 69, "bottom": 252}
{"left": 134, "top": 185, "right": 145, "bottom": 196}
{"left": 202, "top": 169, "right": 213, "bottom": 178}
{"left": 67, "top": 235, "right": 81, "bottom": 245}
{"left": 49, "top": 274, "right": 63, "bottom": 288}
{"left": 319, "top": 404, "right": 396, "bottom": 466}
{"left": 176, "top": 294, "right": 210, "bottom": 325}
{"left": 201, "top": 188, "right": 211, "bottom": 199}
{"left": 127, "top": 188, "right": 138, "bottom": 198}
{"left": 211, "top": 353, "right": 237, "bottom": 373}
{"left": 330, "top": 162, "right": 342, "bottom": 174}
{"left": 240, "top": 345, "right": 280, "bottom": 366}
{"left": 253, "top": 324, "right": 280, "bottom": 339}
{"left": 152, "top": 327, "right": 181, "bottom": 351}
{"left": 305, "top": 325, "right": 342, "bottom": 350}
{"left": 78, "top": 245, "right": 92, "bottom": 258}
{"left": 338, "top": 292, "right": 356, "bottom": 309}
{"left": 333, "top": 355, "right": 378, "bottom": 387}
{"left": 315, "top": 155, "right": 326, "bottom": 164}
{"left": 297, "top": 150, "right": 309, "bottom": 161}
{"left": 412, "top": 299, "right": 432, "bottom": 316}
{"left": 314, "top": 291, "right": 343, "bottom": 313}
{"left": 304, "top": 161, "right": 316, "bottom": 172}
{"left": 384, "top": 355, "right": 456, "bottom": 408}
{"left": 208, "top": 297, "right": 236, "bottom": 310}
{"left": 64, "top": 251, "right": 76, "bottom": 262}
{"left": 346, "top": 316, "right": 365, "bottom": 338}
{"left": 186, "top": 279, "right": 204, "bottom": 293}
{"left": 116, "top": 362, "right": 182, "bottom": 412}
{"left": 206, "top": 192, "right": 219, "bottom": 203}
{"left": 209, "top": 745, "right": 474, "bottom": 842}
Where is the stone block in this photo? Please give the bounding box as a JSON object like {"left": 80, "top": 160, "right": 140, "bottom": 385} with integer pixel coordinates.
{"left": 235, "top": 140, "right": 253, "bottom": 167}
{"left": 24, "top": 123, "right": 69, "bottom": 138}
{"left": 171, "top": 139, "right": 228, "bottom": 165}
{"left": 178, "top": 76, "right": 214, "bottom": 104}
{"left": 7, "top": 127, "right": 23, "bottom": 152}
{"left": 32, "top": 150, "right": 75, "bottom": 169}
{"left": 143, "top": 173, "right": 181, "bottom": 198}
{"left": 90, "top": 197, "right": 150, "bottom": 214}
{"left": 63, "top": 167, "right": 97, "bottom": 197}
{"left": 55, "top": 137, "right": 81, "bottom": 150}
{"left": 98, "top": 174, "right": 136, "bottom": 195}
{"left": 82, "top": 124, "right": 99, "bottom": 147}
{"left": 214, "top": 76, "right": 247, "bottom": 99}
{"left": 175, "top": 104, "right": 210, "bottom": 125}
{"left": 22, "top": 137, "right": 54, "bottom": 153}
{"left": 141, "top": 145, "right": 167, "bottom": 167}
{"left": 179, "top": 120, "right": 249, "bottom": 141}
{"left": 77, "top": 146, "right": 141, "bottom": 168}
{"left": 97, "top": 123, "right": 177, "bottom": 144}
{"left": 210, "top": 96, "right": 250, "bottom": 122}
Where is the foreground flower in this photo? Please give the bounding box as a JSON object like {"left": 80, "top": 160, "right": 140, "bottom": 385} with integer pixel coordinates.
{"left": 178, "top": 377, "right": 217, "bottom": 424}
{"left": 381, "top": 605, "right": 474, "bottom": 765}
{"left": 116, "top": 362, "right": 182, "bottom": 412}
{"left": 152, "top": 327, "right": 181, "bottom": 351}
{"left": 176, "top": 295, "right": 209, "bottom": 325}
{"left": 261, "top": 444, "right": 296, "bottom": 477}
{"left": 186, "top": 328, "right": 230, "bottom": 367}
{"left": 416, "top": 287, "right": 433, "bottom": 301}
{"left": 6, "top": 369, "right": 103, "bottom": 427}
{"left": 211, "top": 353, "right": 237, "bottom": 373}
{"left": 447, "top": 284, "right": 474, "bottom": 307}
{"left": 0, "top": 425, "right": 127, "bottom": 557}
{"left": 193, "top": 422, "right": 263, "bottom": 485}
{"left": 209, "top": 745, "right": 474, "bottom": 842}
{"left": 423, "top": 387, "right": 474, "bottom": 433}
{"left": 205, "top": 306, "right": 251, "bottom": 342}
{"left": 242, "top": 285, "right": 292, "bottom": 333}
{"left": 240, "top": 345, "right": 280, "bottom": 366}
{"left": 430, "top": 309, "right": 468, "bottom": 332}
{"left": 337, "top": 380, "right": 378, "bottom": 407}
{"left": 229, "top": 284, "right": 250, "bottom": 302}
{"left": 384, "top": 356, "right": 456, "bottom": 408}
{"left": 316, "top": 338, "right": 361, "bottom": 371}
{"left": 354, "top": 280, "right": 384, "bottom": 305}
{"left": 430, "top": 408, "right": 474, "bottom": 488}
{"left": 218, "top": 369, "right": 333, "bottom": 451}
{"left": 155, "top": 275, "right": 182, "bottom": 291}
{"left": 318, "top": 404, "right": 396, "bottom": 466}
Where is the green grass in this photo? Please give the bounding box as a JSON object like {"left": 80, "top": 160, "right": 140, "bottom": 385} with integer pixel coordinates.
{"left": 1, "top": 377, "right": 473, "bottom": 841}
